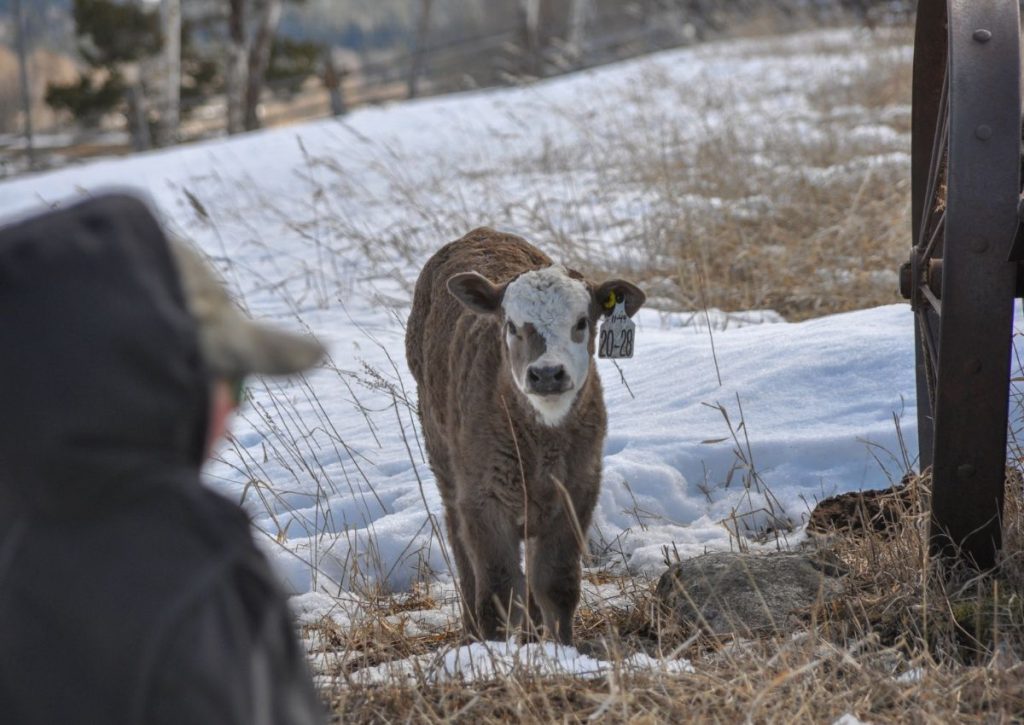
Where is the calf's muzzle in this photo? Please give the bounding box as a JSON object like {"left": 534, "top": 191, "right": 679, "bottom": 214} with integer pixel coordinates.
{"left": 527, "top": 364, "right": 571, "bottom": 395}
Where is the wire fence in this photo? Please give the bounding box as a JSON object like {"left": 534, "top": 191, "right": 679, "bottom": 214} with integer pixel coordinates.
{"left": 0, "top": 0, "right": 913, "bottom": 178}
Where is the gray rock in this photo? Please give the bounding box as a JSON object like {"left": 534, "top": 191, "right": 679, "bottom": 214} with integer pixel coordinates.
{"left": 655, "top": 552, "right": 844, "bottom": 638}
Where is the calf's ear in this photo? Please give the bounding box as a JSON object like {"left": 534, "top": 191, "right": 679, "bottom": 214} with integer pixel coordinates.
{"left": 593, "top": 279, "right": 646, "bottom": 318}
{"left": 447, "top": 272, "right": 506, "bottom": 315}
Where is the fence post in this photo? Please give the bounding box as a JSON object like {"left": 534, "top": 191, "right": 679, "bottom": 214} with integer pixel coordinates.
{"left": 156, "top": 0, "right": 181, "bottom": 146}
{"left": 226, "top": 0, "right": 246, "bottom": 134}
{"left": 518, "top": 0, "right": 542, "bottom": 77}
{"left": 323, "top": 50, "right": 347, "bottom": 116}
{"left": 408, "top": 0, "right": 434, "bottom": 99}
{"left": 121, "top": 63, "right": 152, "bottom": 152}
{"left": 12, "top": 0, "right": 35, "bottom": 170}
{"left": 567, "top": 0, "right": 589, "bottom": 68}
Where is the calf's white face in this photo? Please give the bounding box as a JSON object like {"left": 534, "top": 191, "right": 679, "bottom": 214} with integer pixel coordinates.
{"left": 448, "top": 264, "right": 646, "bottom": 427}
{"left": 502, "top": 267, "right": 593, "bottom": 425}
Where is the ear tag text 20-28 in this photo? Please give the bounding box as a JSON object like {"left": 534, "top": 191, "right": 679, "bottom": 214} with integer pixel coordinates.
{"left": 598, "top": 299, "right": 635, "bottom": 359}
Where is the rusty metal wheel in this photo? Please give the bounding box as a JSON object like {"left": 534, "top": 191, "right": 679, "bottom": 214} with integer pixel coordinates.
{"left": 901, "top": 0, "right": 1021, "bottom": 569}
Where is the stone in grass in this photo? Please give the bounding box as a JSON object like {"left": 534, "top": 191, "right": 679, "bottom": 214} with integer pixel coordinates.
{"left": 655, "top": 552, "right": 844, "bottom": 638}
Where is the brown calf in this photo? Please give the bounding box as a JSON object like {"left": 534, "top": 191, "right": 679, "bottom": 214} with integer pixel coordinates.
{"left": 406, "top": 227, "right": 644, "bottom": 643}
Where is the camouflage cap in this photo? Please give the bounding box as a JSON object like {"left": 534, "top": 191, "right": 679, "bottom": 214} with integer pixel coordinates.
{"left": 169, "top": 240, "right": 326, "bottom": 379}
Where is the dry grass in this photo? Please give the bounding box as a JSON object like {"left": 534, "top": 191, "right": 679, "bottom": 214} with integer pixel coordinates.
{"left": 295, "top": 28, "right": 914, "bottom": 323}
{"left": 325, "top": 665, "right": 1024, "bottom": 723}
{"left": 309, "top": 472, "right": 1024, "bottom": 723}
{"left": 566, "top": 32, "right": 914, "bottom": 321}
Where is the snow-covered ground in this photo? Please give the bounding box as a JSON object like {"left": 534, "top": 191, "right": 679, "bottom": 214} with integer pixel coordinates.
{"left": 346, "top": 640, "right": 695, "bottom": 685}
{"left": 1, "top": 29, "right": 934, "bottom": 610}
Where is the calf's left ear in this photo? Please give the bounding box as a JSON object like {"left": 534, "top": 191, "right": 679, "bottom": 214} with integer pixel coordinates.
{"left": 448, "top": 272, "right": 507, "bottom": 316}
{"left": 593, "top": 279, "right": 646, "bottom": 318}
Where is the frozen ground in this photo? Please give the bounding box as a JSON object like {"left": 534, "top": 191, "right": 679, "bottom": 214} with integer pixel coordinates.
{"left": 2, "top": 29, "right": 936, "bottom": 613}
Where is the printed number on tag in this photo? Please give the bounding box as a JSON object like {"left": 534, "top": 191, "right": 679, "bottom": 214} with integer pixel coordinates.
{"left": 598, "top": 301, "right": 636, "bottom": 359}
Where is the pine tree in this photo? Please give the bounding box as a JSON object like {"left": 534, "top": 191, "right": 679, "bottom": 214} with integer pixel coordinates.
{"left": 44, "top": 0, "right": 160, "bottom": 146}
{"left": 265, "top": 38, "right": 321, "bottom": 98}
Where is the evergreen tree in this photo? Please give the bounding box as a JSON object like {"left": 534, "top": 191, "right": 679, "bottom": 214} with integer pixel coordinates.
{"left": 265, "top": 37, "right": 321, "bottom": 98}
{"left": 44, "top": 0, "right": 160, "bottom": 136}
{"left": 179, "top": 19, "right": 221, "bottom": 114}
{"left": 45, "top": 74, "right": 126, "bottom": 125}
{"left": 46, "top": 0, "right": 226, "bottom": 145}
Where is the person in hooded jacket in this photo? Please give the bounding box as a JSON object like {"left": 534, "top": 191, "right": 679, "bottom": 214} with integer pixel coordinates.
{"left": 0, "top": 194, "right": 328, "bottom": 724}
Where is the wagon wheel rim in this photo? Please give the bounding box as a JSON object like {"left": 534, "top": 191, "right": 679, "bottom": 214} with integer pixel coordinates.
{"left": 908, "top": 0, "right": 1021, "bottom": 570}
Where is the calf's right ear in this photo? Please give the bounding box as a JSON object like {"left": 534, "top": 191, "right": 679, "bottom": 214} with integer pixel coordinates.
{"left": 593, "top": 279, "right": 646, "bottom": 318}
{"left": 447, "top": 272, "right": 506, "bottom": 316}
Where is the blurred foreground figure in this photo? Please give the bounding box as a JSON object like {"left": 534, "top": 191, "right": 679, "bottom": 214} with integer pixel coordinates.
{"left": 0, "top": 195, "right": 327, "bottom": 725}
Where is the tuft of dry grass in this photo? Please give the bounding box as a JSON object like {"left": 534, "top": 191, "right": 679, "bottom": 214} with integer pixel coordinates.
{"left": 311, "top": 472, "right": 1024, "bottom": 723}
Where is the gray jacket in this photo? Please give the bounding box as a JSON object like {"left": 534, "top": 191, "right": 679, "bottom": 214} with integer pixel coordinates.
{"left": 0, "top": 196, "right": 325, "bottom": 725}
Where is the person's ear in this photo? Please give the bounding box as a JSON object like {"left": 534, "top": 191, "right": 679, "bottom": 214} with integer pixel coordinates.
{"left": 205, "top": 379, "right": 237, "bottom": 459}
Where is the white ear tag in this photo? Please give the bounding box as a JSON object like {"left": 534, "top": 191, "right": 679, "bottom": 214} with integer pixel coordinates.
{"left": 598, "top": 300, "right": 636, "bottom": 359}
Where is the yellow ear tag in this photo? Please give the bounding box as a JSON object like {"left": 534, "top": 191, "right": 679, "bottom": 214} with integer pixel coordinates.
{"left": 598, "top": 295, "right": 636, "bottom": 359}
{"left": 604, "top": 290, "right": 618, "bottom": 310}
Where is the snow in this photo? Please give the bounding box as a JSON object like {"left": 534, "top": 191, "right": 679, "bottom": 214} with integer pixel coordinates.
{"left": 342, "top": 640, "right": 694, "bottom": 686}
{"left": 0, "top": 29, "right": 934, "bottom": 607}
{"left": 290, "top": 591, "right": 355, "bottom": 629}
{"left": 833, "top": 714, "right": 872, "bottom": 725}
{"left": 895, "top": 667, "right": 924, "bottom": 684}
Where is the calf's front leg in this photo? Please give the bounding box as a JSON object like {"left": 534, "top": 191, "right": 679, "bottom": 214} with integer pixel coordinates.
{"left": 444, "top": 505, "right": 477, "bottom": 635}
{"left": 458, "top": 503, "right": 526, "bottom": 641}
{"left": 527, "top": 526, "right": 583, "bottom": 645}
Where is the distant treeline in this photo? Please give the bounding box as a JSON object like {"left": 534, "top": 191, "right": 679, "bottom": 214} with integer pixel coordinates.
{"left": 4, "top": 0, "right": 911, "bottom": 59}
{"left": 1, "top": 0, "right": 913, "bottom": 175}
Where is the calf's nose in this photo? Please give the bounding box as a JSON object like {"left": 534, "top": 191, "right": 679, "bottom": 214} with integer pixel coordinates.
{"left": 527, "top": 364, "right": 568, "bottom": 395}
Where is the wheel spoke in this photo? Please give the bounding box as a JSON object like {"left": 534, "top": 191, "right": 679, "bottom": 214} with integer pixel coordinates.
{"left": 916, "top": 308, "right": 940, "bottom": 390}
{"left": 918, "top": 60, "right": 949, "bottom": 250}
{"left": 919, "top": 312, "right": 938, "bottom": 372}
{"left": 921, "top": 284, "right": 942, "bottom": 317}
{"left": 917, "top": 309, "right": 937, "bottom": 368}
{"left": 918, "top": 208, "right": 945, "bottom": 260}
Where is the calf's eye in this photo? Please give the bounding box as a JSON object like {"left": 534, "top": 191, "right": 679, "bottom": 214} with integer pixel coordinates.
{"left": 507, "top": 321, "right": 517, "bottom": 336}
{"left": 575, "top": 318, "right": 587, "bottom": 332}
